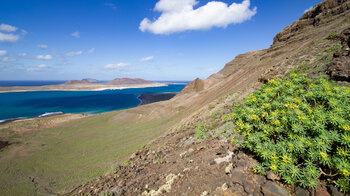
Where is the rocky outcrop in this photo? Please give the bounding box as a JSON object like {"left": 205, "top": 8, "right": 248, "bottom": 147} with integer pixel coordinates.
{"left": 273, "top": 0, "right": 350, "bottom": 46}
{"left": 326, "top": 28, "right": 350, "bottom": 82}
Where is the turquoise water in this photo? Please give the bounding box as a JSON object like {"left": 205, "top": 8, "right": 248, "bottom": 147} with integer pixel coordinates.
{"left": 0, "top": 84, "right": 185, "bottom": 121}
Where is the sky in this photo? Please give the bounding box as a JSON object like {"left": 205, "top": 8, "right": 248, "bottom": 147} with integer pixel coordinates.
{"left": 0, "top": 0, "right": 323, "bottom": 81}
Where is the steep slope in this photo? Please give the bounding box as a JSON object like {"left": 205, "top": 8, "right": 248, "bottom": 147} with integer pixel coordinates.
{"left": 71, "top": 0, "right": 350, "bottom": 195}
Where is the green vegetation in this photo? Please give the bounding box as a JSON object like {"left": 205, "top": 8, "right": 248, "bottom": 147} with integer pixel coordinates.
{"left": 195, "top": 123, "right": 210, "bottom": 139}
{"left": 0, "top": 110, "right": 181, "bottom": 195}
{"left": 225, "top": 74, "right": 350, "bottom": 191}
{"left": 329, "top": 31, "right": 339, "bottom": 37}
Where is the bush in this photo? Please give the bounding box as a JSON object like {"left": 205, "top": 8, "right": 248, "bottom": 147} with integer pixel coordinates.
{"left": 227, "top": 73, "right": 350, "bottom": 191}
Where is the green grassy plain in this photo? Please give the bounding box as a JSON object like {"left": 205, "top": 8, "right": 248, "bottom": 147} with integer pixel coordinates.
{"left": 0, "top": 110, "right": 177, "bottom": 195}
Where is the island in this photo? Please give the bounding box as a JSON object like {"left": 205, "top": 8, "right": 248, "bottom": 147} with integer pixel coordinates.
{"left": 0, "top": 78, "right": 167, "bottom": 93}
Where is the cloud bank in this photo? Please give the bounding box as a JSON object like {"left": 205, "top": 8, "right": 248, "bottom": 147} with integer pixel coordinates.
{"left": 139, "top": 0, "right": 257, "bottom": 34}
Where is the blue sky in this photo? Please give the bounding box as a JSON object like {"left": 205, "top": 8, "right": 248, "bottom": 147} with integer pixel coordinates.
{"left": 0, "top": 0, "right": 322, "bottom": 81}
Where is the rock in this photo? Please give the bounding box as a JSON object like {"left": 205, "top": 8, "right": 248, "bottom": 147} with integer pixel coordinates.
{"left": 188, "top": 148, "right": 194, "bottom": 154}
{"left": 261, "top": 181, "right": 289, "bottom": 196}
{"left": 201, "top": 191, "right": 209, "bottom": 196}
{"left": 179, "top": 151, "right": 187, "bottom": 158}
{"left": 183, "top": 138, "right": 194, "bottom": 147}
{"left": 315, "top": 186, "right": 330, "bottom": 196}
{"left": 266, "top": 172, "right": 280, "bottom": 181}
{"left": 222, "top": 183, "right": 229, "bottom": 191}
{"left": 295, "top": 186, "right": 310, "bottom": 196}
{"left": 230, "top": 169, "right": 245, "bottom": 185}
{"left": 225, "top": 163, "right": 233, "bottom": 174}
{"left": 214, "top": 151, "right": 234, "bottom": 164}
{"left": 327, "top": 185, "right": 344, "bottom": 196}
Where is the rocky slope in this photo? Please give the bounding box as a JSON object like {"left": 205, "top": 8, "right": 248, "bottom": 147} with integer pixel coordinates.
{"left": 71, "top": 0, "right": 350, "bottom": 195}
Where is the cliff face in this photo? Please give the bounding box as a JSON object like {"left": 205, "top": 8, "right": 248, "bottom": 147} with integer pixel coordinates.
{"left": 71, "top": 0, "right": 350, "bottom": 195}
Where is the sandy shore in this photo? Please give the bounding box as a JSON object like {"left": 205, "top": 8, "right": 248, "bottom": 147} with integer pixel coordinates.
{"left": 0, "top": 82, "right": 168, "bottom": 93}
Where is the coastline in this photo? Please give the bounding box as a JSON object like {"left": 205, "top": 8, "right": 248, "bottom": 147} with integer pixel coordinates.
{"left": 0, "top": 82, "right": 168, "bottom": 93}
{"left": 137, "top": 92, "right": 177, "bottom": 105}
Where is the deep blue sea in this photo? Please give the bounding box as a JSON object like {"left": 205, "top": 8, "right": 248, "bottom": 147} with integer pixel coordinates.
{"left": 0, "top": 84, "right": 186, "bottom": 122}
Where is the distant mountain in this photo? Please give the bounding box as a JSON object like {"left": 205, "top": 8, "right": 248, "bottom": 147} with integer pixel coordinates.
{"left": 64, "top": 80, "right": 91, "bottom": 85}
{"left": 63, "top": 78, "right": 97, "bottom": 85}
{"left": 82, "top": 78, "right": 98, "bottom": 83}
{"left": 107, "top": 78, "right": 156, "bottom": 85}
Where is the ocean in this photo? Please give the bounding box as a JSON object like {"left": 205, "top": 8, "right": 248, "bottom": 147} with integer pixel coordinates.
{"left": 0, "top": 84, "right": 186, "bottom": 122}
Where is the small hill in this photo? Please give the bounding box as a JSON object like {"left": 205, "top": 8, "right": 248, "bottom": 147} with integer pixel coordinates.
{"left": 107, "top": 78, "right": 156, "bottom": 85}
{"left": 82, "top": 78, "right": 98, "bottom": 83}
{"left": 64, "top": 80, "right": 92, "bottom": 85}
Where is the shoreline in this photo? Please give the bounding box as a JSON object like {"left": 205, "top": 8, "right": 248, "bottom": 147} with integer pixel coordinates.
{"left": 137, "top": 92, "right": 177, "bottom": 105}
{"left": 0, "top": 92, "right": 178, "bottom": 125}
{"left": 0, "top": 83, "right": 168, "bottom": 93}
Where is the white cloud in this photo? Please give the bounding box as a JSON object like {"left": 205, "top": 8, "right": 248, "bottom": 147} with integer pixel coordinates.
{"left": 38, "top": 64, "right": 47, "bottom": 68}
{"left": 65, "top": 51, "right": 83, "bottom": 57}
{"left": 38, "top": 44, "right": 48, "bottom": 49}
{"left": 27, "top": 64, "right": 47, "bottom": 72}
{"left": 0, "top": 32, "right": 20, "bottom": 43}
{"left": 72, "top": 31, "right": 80, "bottom": 38}
{"left": 88, "top": 48, "right": 95, "bottom": 54}
{"left": 17, "top": 53, "right": 27, "bottom": 57}
{"left": 2, "top": 57, "right": 16, "bottom": 62}
{"left": 0, "top": 24, "right": 18, "bottom": 32}
{"left": 139, "top": 0, "right": 257, "bottom": 34}
{"left": 21, "top": 29, "right": 27, "bottom": 35}
{"left": 104, "top": 63, "right": 130, "bottom": 69}
{"left": 139, "top": 56, "right": 154, "bottom": 62}
{"left": 105, "top": 2, "right": 116, "bottom": 10}
{"left": 0, "top": 50, "right": 7, "bottom": 56}
{"left": 304, "top": 6, "right": 313, "bottom": 13}
{"left": 36, "top": 54, "right": 53, "bottom": 60}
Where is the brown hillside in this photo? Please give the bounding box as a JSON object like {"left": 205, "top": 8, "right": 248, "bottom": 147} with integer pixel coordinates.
{"left": 71, "top": 0, "right": 350, "bottom": 195}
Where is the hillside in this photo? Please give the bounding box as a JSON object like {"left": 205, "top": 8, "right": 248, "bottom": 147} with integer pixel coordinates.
{"left": 71, "top": 0, "right": 350, "bottom": 195}
{"left": 0, "top": 0, "right": 349, "bottom": 195}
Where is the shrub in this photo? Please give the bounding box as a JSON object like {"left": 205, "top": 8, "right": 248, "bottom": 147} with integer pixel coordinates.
{"left": 195, "top": 123, "right": 210, "bottom": 139}
{"left": 227, "top": 73, "right": 350, "bottom": 191}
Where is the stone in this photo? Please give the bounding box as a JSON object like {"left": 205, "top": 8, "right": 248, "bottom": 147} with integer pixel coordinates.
{"left": 315, "top": 186, "right": 330, "bottom": 196}
{"left": 261, "top": 181, "right": 289, "bottom": 196}
{"left": 295, "top": 186, "right": 310, "bottom": 196}
{"left": 327, "top": 185, "right": 344, "bottom": 196}
{"left": 230, "top": 169, "right": 245, "bottom": 185}
{"left": 225, "top": 163, "right": 233, "bottom": 174}
{"left": 222, "top": 183, "right": 229, "bottom": 191}
{"left": 201, "top": 191, "right": 209, "bottom": 196}
{"left": 266, "top": 172, "right": 280, "bottom": 181}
